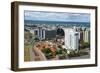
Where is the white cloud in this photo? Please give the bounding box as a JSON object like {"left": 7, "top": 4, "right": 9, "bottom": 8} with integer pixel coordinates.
{"left": 24, "top": 11, "right": 90, "bottom": 22}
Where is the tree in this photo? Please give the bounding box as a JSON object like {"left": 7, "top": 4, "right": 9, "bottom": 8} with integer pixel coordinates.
{"left": 42, "top": 48, "right": 53, "bottom": 59}
{"left": 80, "top": 40, "right": 90, "bottom": 49}
{"left": 56, "top": 48, "right": 68, "bottom": 59}
{"left": 57, "top": 28, "right": 65, "bottom": 36}
{"left": 34, "top": 37, "right": 40, "bottom": 42}
{"left": 24, "top": 32, "right": 33, "bottom": 41}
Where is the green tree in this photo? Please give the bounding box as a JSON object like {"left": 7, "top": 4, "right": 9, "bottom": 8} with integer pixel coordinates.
{"left": 42, "top": 48, "right": 53, "bottom": 59}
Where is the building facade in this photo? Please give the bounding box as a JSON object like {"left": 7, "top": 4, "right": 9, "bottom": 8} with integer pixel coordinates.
{"left": 30, "top": 27, "right": 57, "bottom": 40}
{"left": 64, "top": 28, "right": 79, "bottom": 50}
{"left": 83, "top": 28, "right": 90, "bottom": 43}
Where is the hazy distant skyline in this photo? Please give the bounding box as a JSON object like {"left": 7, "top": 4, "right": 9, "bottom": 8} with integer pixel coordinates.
{"left": 24, "top": 11, "right": 90, "bottom": 23}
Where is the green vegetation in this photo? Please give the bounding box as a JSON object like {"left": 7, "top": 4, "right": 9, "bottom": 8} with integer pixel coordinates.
{"left": 24, "top": 45, "right": 32, "bottom": 61}
{"left": 67, "top": 50, "right": 80, "bottom": 57}
{"left": 67, "top": 49, "right": 89, "bottom": 57}
{"left": 82, "top": 42, "right": 90, "bottom": 48}
{"left": 24, "top": 31, "right": 33, "bottom": 42}
{"left": 41, "top": 48, "right": 54, "bottom": 59}
{"left": 24, "top": 31, "right": 33, "bottom": 62}
{"left": 80, "top": 40, "right": 90, "bottom": 49}
{"left": 34, "top": 37, "right": 40, "bottom": 42}
{"left": 56, "top": 48, "right": 68, "bottom": 59}
{"left": 57, "top": 28, "right": 65, "bottom": 36}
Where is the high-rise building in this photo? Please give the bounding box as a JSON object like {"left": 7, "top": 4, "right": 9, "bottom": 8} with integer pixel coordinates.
{"left": 64, "top": 28, "right": 79, "bottom": 50}
{"left": 30, "top": 27, "right": 45, "bottom": 39}
{"left": 30, "top": 27, "right": 57, "bottom": 40}
{"left": 83, "top": 28, "right": 90, "bottom": 43}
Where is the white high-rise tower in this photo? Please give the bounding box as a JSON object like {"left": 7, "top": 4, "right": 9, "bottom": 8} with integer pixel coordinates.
{"left": 64, "top": 28, "right": 79, "bottom": 50}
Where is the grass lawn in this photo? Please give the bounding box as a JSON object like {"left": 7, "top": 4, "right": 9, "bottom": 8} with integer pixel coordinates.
{"left": 24, "top": 44, "right": 32, "bottom": 62}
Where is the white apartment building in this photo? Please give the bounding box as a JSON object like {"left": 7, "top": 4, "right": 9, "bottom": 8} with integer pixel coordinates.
{"left": 64, "top": 28, "right": 79, "bottom": 50}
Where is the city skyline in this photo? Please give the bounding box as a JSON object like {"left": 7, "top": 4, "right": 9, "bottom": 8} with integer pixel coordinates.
{"left": 24, "top": 10, "right": 90, "bottom": 62}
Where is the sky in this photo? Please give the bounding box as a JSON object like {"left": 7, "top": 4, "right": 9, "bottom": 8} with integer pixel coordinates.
{"left": 24, "top": 11, "right": 90, "bottom": 22}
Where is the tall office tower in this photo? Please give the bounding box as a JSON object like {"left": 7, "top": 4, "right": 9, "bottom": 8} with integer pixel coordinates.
{"left": 64, "top": 28, "right": 79, "bottom": 50}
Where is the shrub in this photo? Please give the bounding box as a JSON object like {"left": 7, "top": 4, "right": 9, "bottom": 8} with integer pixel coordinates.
{"left": 67, "top": 50, "right": 80, "bottom": 57}
{"left": 80, "top": 41, "right": 90, "bottom": 49}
